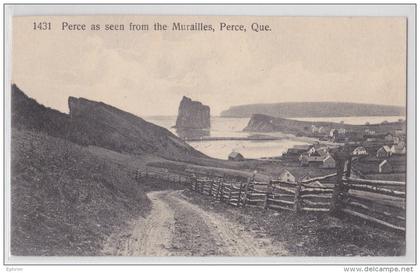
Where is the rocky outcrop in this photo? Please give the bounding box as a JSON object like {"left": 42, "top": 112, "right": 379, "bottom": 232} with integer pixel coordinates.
{"left": 12, "top": 84, "right": 206, "bottom": 161}
{"left": 243, "top": 114, "right": 277, "bottom": 132}
{"left": 175, "top": 96, "right": 210, "bottom": 129}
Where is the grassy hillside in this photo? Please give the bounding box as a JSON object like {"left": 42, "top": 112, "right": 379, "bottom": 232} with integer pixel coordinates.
{"left": 11, "top": 129, "right": 151, "bottom": 255}
{"left": 221, "top": 102, "right": 405, "bottom": 118}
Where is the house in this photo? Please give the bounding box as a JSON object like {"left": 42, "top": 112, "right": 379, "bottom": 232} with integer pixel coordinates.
{"left": 278, "top": 169, "right": 297, "bottom": 183}
{"left": 318, "top": 126, "right": 326, "bottom": 134}
{"left": 376, "top": 146, "right": 392, "bottom": 158}
{"left": 352, "top": 146, "right": 368, "bottom": 156}
{"left": 379, "top": 160, "right": 392, "bottom": 173}
{"left": 338, "top": 128, "right": 346, "bottom": 135}
{"left": 299, "top": 153, "right": 310, "bottom": 166}
{"left": 321, "top": 155, "right": 336, "bottom": 169}
{"left": 364, "top": 129, "right": 376, "bottom": 135}
{"left": 308, "top": 146, "right": 316, "bottom": 154}
{"left": 285, "top": 144, "right": 311, "bottom": 159}
{"left": 346, "top": 131, "right": 364, "bottom": 142}
{"left": 308, "top": 150, "right": 324, "bottom": 161}
{"left": 228, "top": 151, "right": 244, "bottom": 161}
{"left": 299, "top": 149, "right": 327, "bottom": 166}
{"left": 391, "top": 142, "right": 406, "bottom": 155}
{"left": 278, "top": 169, "right": 311, "bottom": 183}
{"left": 395, "top": 129, "right": 404, "bottom": 137}
{"left": 311, "top": 125, "right": 318, "bottom": 134}
{"left": 384, "top": 133, "right": 394, "bottom": 142}
{"left": 329, "top": 129, "right": 337, "bottom": 138}
{"left": 393, "top": 136, "right": 401, "bottom": 144}
{"left": 333, "top": 135, "right": 347, "bottom": 143}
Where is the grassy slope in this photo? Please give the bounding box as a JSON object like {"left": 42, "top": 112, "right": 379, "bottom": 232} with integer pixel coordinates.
{"left": 11, "top": 129, "right": 151, "bottom": 256}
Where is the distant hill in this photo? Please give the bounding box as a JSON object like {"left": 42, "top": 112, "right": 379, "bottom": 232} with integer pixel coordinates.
{"left": 12, "top": 84, "right": 206, "bottom": 161}
{"left": 220, "top": 102, "right": 405, "bottom": 118}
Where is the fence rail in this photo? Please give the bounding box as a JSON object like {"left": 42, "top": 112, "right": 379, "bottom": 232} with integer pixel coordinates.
{"left": 134, "top": 160, "right": 406, "bottom": 233}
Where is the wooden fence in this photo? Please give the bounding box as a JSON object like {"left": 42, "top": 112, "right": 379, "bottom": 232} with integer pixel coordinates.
{"left": 339, "top": 176, "right": 405, "bottom": 232}
{"left": 134, "top": 160, "right": 406, "bottom": 233}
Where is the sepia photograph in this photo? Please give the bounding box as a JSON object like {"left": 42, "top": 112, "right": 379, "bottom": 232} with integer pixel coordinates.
{"left": 3, "top": 4, "right": 416, "bottom": 267}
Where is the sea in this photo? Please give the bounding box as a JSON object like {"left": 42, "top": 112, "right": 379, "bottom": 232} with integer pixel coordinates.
{"left": 144, "top": 116, "right": 405, "bottom": 160}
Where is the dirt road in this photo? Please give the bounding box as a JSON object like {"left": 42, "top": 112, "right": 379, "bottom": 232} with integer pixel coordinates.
{"left": 102, "top": 190, "right": 288, "bottom": 256}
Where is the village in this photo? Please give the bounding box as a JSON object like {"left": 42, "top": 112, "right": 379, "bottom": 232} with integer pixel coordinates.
{"left": 226, "top": 121, "right": 407, "bottom": 184}
{"left": 279, "top": 123, "right": 406, "bottom": 182}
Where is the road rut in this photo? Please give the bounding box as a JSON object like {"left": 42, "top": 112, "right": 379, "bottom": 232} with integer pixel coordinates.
{"left": 102, "top": 190, "right": 288, "bottom": 256}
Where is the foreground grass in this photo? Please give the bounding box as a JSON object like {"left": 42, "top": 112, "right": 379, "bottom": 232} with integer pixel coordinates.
{"left": 11, "top": 129, "right": 151, "bottom": 256}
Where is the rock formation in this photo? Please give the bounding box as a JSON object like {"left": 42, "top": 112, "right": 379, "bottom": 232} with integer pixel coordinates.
{"left": 175, "top": 96, "right": 210, "bottom": 129}
{"left": 12, "top": 84, "right": 206, "bottom": 161}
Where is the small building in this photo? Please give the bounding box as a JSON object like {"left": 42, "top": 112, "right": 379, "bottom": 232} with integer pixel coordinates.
{"left": 278, "top": 169, "right": 311, "bottom": 183}
{"left": 338, "top": 128, "right": 347, "bottom": 135}
{"left": 379, "top": 160, "right": 392, "bottom": 173}
{"left": 308, "top": 150, "right": 324, "bottom": 161}
{"left": 352, "top": 146, "right": 368, "bottom": 156}
{"left": 299, "top": 149, "right": 326, "bottom": 166}
{"left": 299, "top": 153, "right": 310, "bottom": 167}
{"left": 393, "top": 136, "right": 402, "bottom": 144}
{"left": 228, "top": 151, "right": 244, "bottom": 161}
{"left": 376, "top": 146, "right": 392, "bottom": 158}
{"left": 329, "top": 129, "right": 337, "bottom": 138}
{"left": 364, "top": 129, "right": 376, "bottom": 135}
{"left": 384, "top": 133, "right": 394, "bottom": 142}
{"left": 395, "top": 129, "right": 404, "bottom": 136}
{"left": 333, "top": 135, "right": 347, "bottom": 143}
{"left": 278, "top": 169, "right": 297, "bottom": 183}
{"left": 318, "top": 126, "right": 326, "bottom": 134}
{"left": 321, "top": 155, "right": 336, "bottom": 169}
{"left": 308, "top": 146, "right": 317, "bottom": 154}
{"left": 285, "top": 145, "right": 311, "bottom": 158}
{"left": 391, "top": 142, "right": 406, "bottom": 155}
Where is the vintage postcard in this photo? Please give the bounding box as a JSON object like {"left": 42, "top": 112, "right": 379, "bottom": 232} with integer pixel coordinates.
{"left": 3, "top": 4, "right": 416, "bottom": 266}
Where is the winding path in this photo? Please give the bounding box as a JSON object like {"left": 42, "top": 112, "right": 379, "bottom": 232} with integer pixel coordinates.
{"left": 102, "top": 190, "right": 288, "bottom": 256}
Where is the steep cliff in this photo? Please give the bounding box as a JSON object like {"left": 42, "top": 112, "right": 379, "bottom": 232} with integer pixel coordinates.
{"left": 68, "top": 97, "right": 206, "bottom": 160}
{"left": 12, "top": 85, "right": 206, "bottom": 161}
{"left": 175, "top": 96, "right": 210, "bottom": 129}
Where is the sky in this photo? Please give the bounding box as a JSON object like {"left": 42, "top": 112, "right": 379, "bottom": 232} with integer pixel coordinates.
{"left": 12, "top": 16, "right": 407, "bottom": 116}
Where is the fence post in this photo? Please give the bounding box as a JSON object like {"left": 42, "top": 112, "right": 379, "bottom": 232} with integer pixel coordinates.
{"left": 236, "top": 181, "right": 243, "bottom": 206}
{"left": 216, "top": 178, "right": 222, "bottom": 200}
{"left": 242, "top": 177, "right": 252, "bottom": 207}
{"left": 346, "top": 158, "right": 352, "bottom": 178}
{"left": 264, "top": 180, "right": 273, "bottom": 209}
{"left": 293, "top": 180, "right": 302, "bottom": 213}
{"left": 210, "top": 179, "right": 215, "bottom": 197}
{"left": 191, "top": 174, "right": 197, "bottom": 191}
{"left": 220, "top": 181, "right": 225, "bottom": 202}
{"left": 228, "top": 182, "right": 233, "bottom": 205}
{"left": 330, "top": 156, "right": 347, "bottom": 215}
